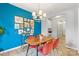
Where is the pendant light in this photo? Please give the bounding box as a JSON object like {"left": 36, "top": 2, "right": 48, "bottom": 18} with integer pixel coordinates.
{"left": 32, "top": 3, "right": 46, "bottom": 19}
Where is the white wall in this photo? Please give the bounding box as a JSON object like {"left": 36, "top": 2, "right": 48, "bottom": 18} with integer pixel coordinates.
{"left": 41, "top": 19, "right": 52, "bottom": 36}
{"left": 54, "top": 8, "right": 78, "bottom": 50}
{"left": 77, "top": 8, "right": 79, "bottom": 50}
{"left": 42, "top": 7, "right": 79, "bottom": 50}
{"left": 41, "top": 20, "right": 48, "bottom": 36}
{"left": 41, "top": 19, "right": 58, "bottom": 37}
{"left": 65, "top": 9, "right": 77, "bottom": 49}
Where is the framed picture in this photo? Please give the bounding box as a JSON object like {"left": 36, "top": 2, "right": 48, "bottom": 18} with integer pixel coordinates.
{"left": 30, "top": 20, "right": 34, "bottom": 27}
{"left": 15, "top": 24, "right": 20, "bottom": 29}
{"left": 18, "top": 29, "right": 23, "bottom": 34}
{"left": 24, "top": 27, "right": 31, "bottom": 32}
{"left": 15, "top": 16, "right": 23, "bottom": 23}
{"left": 24, "top": 21, "right": 29, "bottom": 27}
{"left": 24, "top": 18, "right": 28, "bottom": 22}
{"left": 19, "top": 23, "right": 24, "bottom": 29}
{"left": 30, "top": 29, "right": 34, "bottom": 35}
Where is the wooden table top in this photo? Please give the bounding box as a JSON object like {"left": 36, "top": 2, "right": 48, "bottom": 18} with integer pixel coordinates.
{"left": 26, "top": 36, "right": 53, "bottom": 45}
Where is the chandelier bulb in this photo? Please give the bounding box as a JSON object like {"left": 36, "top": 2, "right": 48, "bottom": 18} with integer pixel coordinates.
{"left": 38, "top": 9, "right": 43, "bottom": 16}
{"left": 32, "top": 12, "right": 36, "bottom": 16}
{"left": 43, "top": 13, "right": 46, "bottom": 17}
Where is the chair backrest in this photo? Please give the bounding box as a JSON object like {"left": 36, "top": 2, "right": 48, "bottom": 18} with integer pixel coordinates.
{"left": 27, "top": 36, "right": 35, "bottom": 44}
{"left": 42, "top": 40, "right": 53, "bottom": 55}
{"left": 53, "top": 38, "right": 59, "bottom": 48}
{"left": 28, "top": 36, "right": 36, "bottom": 48}
{"left": 28, "top": 36, "right": 34, "bottom": 40}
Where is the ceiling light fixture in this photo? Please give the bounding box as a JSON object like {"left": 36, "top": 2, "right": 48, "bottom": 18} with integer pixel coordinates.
{"left": 32, "top": 4, "right": 46, "bottom": 19}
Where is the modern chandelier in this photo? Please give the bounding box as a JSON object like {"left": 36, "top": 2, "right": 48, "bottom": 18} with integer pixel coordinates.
{"left": 32, "top": 4, "right": 46, "bottom": 19}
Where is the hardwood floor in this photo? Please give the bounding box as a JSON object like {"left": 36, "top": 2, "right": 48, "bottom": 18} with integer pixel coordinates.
{"left": 57, "top": 35, "right": 79, "bottom": 56}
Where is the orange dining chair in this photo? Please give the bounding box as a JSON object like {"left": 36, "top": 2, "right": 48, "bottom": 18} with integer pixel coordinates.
{"left": 26, "top": 36, "right": 36, "bottom": 56}
{"left": 52, "top": 38, "right": 60, "bottom": 56}
{"left": 41, "top": 42, "right": 48, "bottom": 55}
{"left": 39, "top": 40, "right": 54, "bottom": 55}
{"left": 28, "top": 36, "right": 36, "bottom": 48}
{"left": 39, "top": 38, "right": 60, "bottom": 56}
{"left": 53, "top": 38, "right": 59, "bottom": 48}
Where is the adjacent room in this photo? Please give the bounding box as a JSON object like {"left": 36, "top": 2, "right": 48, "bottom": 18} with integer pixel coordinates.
{"left": 0, "top": 3, "right": 79, "bottom": 56}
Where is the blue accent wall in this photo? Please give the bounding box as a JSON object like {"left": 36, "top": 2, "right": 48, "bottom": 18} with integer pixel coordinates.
{"left": 0, "top": 3, "right": 41, "bottom": 51}
{"left": 34, "top": 20, "right": 41, "bottom": 36}
{"left": 0, "top": 3, "right": 33, "bottom": 51}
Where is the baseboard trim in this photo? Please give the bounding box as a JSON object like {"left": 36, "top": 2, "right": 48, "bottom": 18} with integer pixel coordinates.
{"left": 66, "top": 45, "right": 78, "bottom": 51}
{"left": 0, "top": 44, "right": 28, "bottom": 54}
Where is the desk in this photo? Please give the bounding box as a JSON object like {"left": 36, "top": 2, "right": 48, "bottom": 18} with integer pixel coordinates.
{"left": 26, "top": 36, "right": 53, "bottom": 56}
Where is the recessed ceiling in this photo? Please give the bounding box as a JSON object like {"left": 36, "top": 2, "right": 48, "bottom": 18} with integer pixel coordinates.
{"left": 11, "top": 3, "right": 77, "bottom": 18}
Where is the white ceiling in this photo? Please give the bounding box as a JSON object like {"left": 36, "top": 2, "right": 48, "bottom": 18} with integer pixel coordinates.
{"left": 11, "top": 3, "right": 77, "bottom": 18}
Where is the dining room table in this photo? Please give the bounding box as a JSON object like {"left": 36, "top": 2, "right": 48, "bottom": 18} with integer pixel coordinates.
{"left": 25, "top": 35, "right": 54, "bottom": 56}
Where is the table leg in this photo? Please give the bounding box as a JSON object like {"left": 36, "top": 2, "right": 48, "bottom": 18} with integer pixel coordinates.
{"left": 36, "top": 45, "right": 39, "bottom": 56}
{"left": 26, "top": 44, "right": 30, "bottom": 56}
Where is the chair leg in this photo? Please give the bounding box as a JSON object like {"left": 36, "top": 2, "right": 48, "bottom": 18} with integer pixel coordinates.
{"left": 53, "top": 48, "right": 55, "bottom": 56}
{"left": 26, "top": 44, "right": 30, "bottom": 56}
{"left": 55, "top": 48, "right": 58, "bottom": 56}
{"left": 36, "top": 45, "right": 39, "bottom": 56}
{"left": 49, "top": 49, "right": 52, "bottom": 56}
{"left": 60, "top": 47, "right": 64, "bottom": 56}
{"left": 56, "top": 48, "right": 59, "bottom": 55}
{"left": 53, "top": 48, "right": 58, "bottom": 56}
